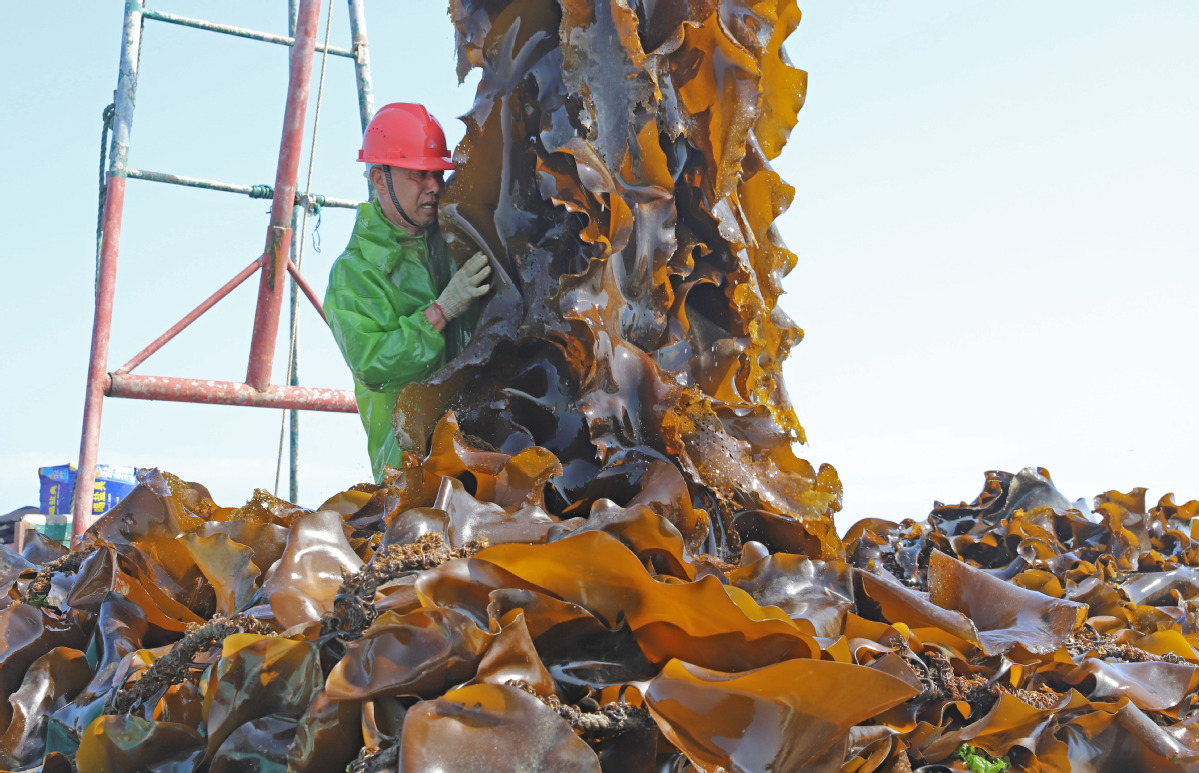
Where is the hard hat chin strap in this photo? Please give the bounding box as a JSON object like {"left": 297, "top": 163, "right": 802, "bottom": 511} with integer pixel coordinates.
{"left": 383, "top": 166, "right": 424, "bottom": 233}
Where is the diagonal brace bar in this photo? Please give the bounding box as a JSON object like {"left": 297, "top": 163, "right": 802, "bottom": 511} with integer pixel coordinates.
{"left": 115, "top": 256, "right": 262, "bottom": 375}
{"left": 286, "top": 259, "right": 326, "bottom": 322}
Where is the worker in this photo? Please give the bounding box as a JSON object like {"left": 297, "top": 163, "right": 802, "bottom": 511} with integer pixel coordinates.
{"left": 324, "top": 102, "right": 491, "bottom": 481}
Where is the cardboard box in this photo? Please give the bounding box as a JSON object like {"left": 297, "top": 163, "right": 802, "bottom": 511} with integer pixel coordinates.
{"left": 38, "top": 464, "right": 75, "bottom": 516}
{"left": 16, "top": 513, "right": 70, "bottom": 550}
{"left": 38, "top": 464, "right": 139, "bottom": 518}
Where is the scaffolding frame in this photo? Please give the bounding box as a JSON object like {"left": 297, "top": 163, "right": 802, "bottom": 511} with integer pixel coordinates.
{"left": 73, "top": 0, "right": 376, "bottom": 538}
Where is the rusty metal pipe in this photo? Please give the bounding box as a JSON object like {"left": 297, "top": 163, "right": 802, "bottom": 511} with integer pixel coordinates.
{"left": 115, "top": 257, "right": 262, "bottom": 375}
{"left": 125, "top": 167, "right": 362, "bottom": 209}
{"left": 287, "top": 205, "right": 301, "bottom": 503}
{"left": 140, "top": 7, "right": 355, "bottom": 58}
{"left": 107, "top": 374, "right": 356, "bottom": 412}
{"left": 246, "top": 0, "right": 321, "bottom": 391}
{"left": 73, "top": 0, "right": 144, "bottom": 540}
{"left": 347, "top": 0, "right": 375, "bottom": 132}
{"left": 286, "top": 259, "right": 327, "bottom": 322}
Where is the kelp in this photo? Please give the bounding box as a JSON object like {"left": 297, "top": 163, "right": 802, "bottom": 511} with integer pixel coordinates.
{"left": 9, "top": 0, "right": 1199, "bottom": 770}
{"left": 2, "top": 462, "right": 1196, "bottom": 772}
{"left": 399, "top": 0, "right": 840, "bottom": 559}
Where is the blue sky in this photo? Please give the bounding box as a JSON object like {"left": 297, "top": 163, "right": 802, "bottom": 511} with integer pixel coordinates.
{"left": 1, "top": 1, "right": 1195, "bottom": 529}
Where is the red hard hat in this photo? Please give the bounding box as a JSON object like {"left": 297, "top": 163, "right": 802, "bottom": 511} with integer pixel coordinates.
{"left": 358, "top": 102, "right": 454, "bottom": 170}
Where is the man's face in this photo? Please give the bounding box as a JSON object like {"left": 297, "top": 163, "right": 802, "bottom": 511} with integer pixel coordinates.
{"left": 371, "top": 165, "right": 446, "bottom": 234}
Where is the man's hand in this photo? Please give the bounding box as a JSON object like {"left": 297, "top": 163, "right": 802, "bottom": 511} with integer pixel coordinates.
{"left": 436, "top": 251, "right": 491, "bottom": 321}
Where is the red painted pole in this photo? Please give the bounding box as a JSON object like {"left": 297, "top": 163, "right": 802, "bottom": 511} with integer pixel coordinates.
{"left": 74, "top": 179, "right": 127, "bottom": 539}
{"left": 287, "top": 259, "right": 327, "bottom": 322}
{"left": 246, "top": 0, "right": 321, "bottom": 390}
{"left": 116, "top": 257, "right": 262, "bottom": 374}
{"left": 73, "top": 0, "right": 144, "bottom": 540}
{"left": 106, "top": 374, "right": 356, "bottom": 412}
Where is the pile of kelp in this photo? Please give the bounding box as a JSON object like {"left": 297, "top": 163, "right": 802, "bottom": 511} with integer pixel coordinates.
{"left": 2, "top": 459, "right": 1199, "bottom": 771}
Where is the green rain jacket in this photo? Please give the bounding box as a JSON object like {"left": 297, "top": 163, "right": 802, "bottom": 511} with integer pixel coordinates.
{"left": 324, "top": 199, "right": 476, "bottom": 481}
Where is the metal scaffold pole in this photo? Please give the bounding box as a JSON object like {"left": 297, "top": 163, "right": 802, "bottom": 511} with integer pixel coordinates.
{"left": 289, "top": 207, "right": 302, "bottom": 504}
{"left": 246, "top": 0, "right": 321, "bottom": 391}
{"left": 73, "top": 0, "right": 144, "bottom": 536}
{"left": 72, "top": 0, "right": 377, "bottom": 540}
{"left": 348, "top": 0, "right": 375, "bottom": 131}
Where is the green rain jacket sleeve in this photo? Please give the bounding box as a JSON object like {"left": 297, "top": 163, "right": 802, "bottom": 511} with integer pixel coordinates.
{"left": 324, "top": 260, "right": 446, "bottom": 392}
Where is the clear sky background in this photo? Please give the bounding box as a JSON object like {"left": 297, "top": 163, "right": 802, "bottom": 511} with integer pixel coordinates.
{"left": 1, "top": 2, "right": 1195, "bottom": 532}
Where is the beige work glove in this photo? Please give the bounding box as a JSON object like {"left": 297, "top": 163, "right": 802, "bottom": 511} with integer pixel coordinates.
{"left": 436, "top": 251, "right": 491, "bottom": 321}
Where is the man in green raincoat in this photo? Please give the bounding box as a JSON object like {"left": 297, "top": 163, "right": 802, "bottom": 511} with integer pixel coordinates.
{"left": 324, "top": 103, "right": 491, "bottom": 481}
